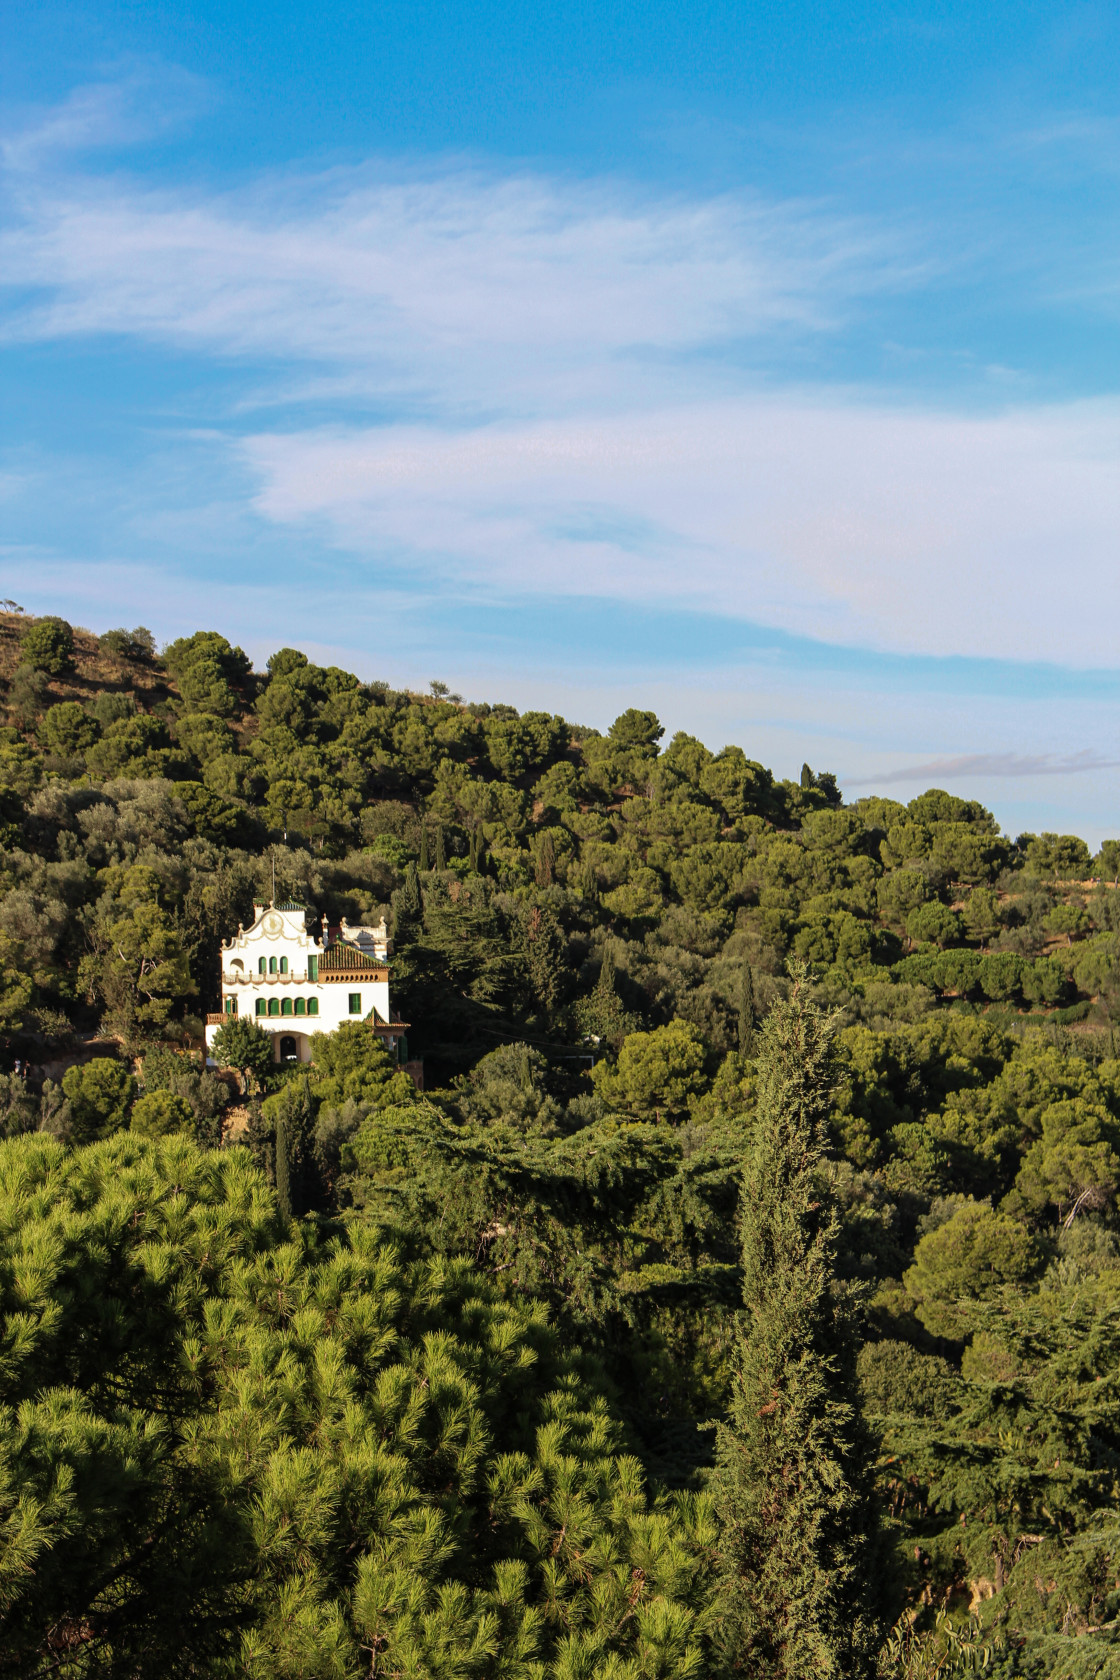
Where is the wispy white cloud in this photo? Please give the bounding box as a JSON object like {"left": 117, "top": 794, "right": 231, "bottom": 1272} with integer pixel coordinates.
{"left": 240, "top": 396, "right": 1120, "bottom": 664}
{"left": 0, "top": 153, "right": 907, "bottom": 414}
{"left": 2, "top": 80, "right": 1118, "bottom": 671}
{"left": 1, "top": 65, "right": 207, "bottom": 173}
{"left": 862, "top": 751, "right": 1120, "bottom": 785}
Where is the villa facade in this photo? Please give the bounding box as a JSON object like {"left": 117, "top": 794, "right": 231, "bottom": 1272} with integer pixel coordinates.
{"left": 204, "top": 900, "right": 407, "bottom": 1064}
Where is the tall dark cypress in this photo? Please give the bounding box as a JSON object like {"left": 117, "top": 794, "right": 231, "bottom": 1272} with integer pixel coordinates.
{"left": 418, "top": 824, "right": 430, "bottom": 872}
{"left": 738, "top": 963, "right": 756, "bottom": 1056}
{"left": 434, "top": 823, "right": 446, "bottom": 871}
{"left": 394, "top": 862, "right": 423, "bottom": 943}
{"left": 713, "top": 966, "right": 884, "bottom": 1678}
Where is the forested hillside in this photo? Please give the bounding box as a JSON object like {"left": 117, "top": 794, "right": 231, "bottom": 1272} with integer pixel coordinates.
{"left": 4, "top": 608, "right": 1120, "bottom": 1677}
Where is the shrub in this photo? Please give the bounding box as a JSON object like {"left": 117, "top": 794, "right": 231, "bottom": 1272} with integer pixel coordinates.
{"left": 903, "top": 1200, "right": 1040, "bottom": 1336}
{"left": 592, "top": 1018, "right": 709, "bottom": 1119}
{"left": 60, "top": 1057, "right": 136, "bottom": 1143}
{"left": 130, "top": 1089, "right": 195, "bottom": 1137}
{"left": 210, "top": 1016, "right": 275, "bottom": 1085}
{"left": 98, "top": 626, "right": 156, "bottom": 661}
{"left": 20, "top": 616, "right": 75, "bottom": 676}
{"left": 38, "top": 701, "right": 100, "bottom": 756}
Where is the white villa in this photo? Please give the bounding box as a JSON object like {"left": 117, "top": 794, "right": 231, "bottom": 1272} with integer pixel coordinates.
{"left": 204, "top": 900, "right": 407, "bottom": 1065}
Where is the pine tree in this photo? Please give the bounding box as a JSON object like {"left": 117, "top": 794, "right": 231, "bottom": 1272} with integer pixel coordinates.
{"left": 274, "top": 1113, "right": 292, "bottom": 1222}
{"left": 0, "top": 1132, "right": 716, "bottom": 1677}
{"left": 713, "top": 965, "right": 884, "bottom": 1678}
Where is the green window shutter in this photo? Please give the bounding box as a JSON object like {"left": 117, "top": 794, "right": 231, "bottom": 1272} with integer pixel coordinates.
{"left": 307, "top": 998, "right": 318, "bottom": 1016}
{"left": 294, "top": 998, "right": 306, "bottom": 1016}
{"left": 280, "top": 956, "right": 288, "bottom": 974}
{"left": 348, "top": 992, "right": 361, "bottom": 1014}
{"left": 308, "top": 955, "right": 318, "bottom": 981}
{"left": 255, "top": 999, "right": 265, "bottom": 1016}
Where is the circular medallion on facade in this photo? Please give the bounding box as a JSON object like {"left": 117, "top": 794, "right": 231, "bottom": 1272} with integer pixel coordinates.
{"left": 263, "top": 911, "right": 283, "bottom": 935}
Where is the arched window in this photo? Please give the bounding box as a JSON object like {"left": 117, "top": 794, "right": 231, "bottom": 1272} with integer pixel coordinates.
{"left": 294, "top": 998, "right": 306, "bottom": 1016}
{"left": 279, "top": 956, "right": 288, "bottom": 974}
{"left": 281, "top": 998, "right": 293, "bottom": 1016}
{"left": 279, "top": 1035, "right": 298, "bottom": 1063}
{"left": 268, "top": 998, "right": 280, "bottom": 1016}
{"left": 255, "top": 999, "right": 265, "bottom": 1016}
{"left": 307, "top": 998, "right": 319, "bottom": 1017}
{"left": 269, "top": 956, "right": 277, "bottom": 975}
{"left": 258, "top": 957, "right": 266, "bottom": 975}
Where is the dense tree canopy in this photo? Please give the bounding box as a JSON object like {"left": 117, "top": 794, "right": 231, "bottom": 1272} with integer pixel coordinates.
{"left": 3, "top": 609, "right": 1120, "bottom": 1672}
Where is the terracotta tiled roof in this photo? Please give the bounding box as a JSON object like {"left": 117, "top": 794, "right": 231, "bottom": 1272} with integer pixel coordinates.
{"left": 320, "top": 941, "right": 384, "bottom": 973}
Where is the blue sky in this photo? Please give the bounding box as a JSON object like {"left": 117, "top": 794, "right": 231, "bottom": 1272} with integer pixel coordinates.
{"left": 2, "top": 1, "right": 1119, "bottom": 839}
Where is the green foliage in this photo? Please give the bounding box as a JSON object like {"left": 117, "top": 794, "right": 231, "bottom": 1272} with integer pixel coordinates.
{"left": 1025, "top": 833, "right": 1093, "bottom": 880}
{"left": 20, "top": 615, "right": 76, "bottom": 675}
{"left": 306, "top": 1022, "right": 415, "bottom": 1110}
{"left": 61, "top": 1056, "right": 136, "bottom": 1143}
{"left": 0, "top": 1132, "right": 715, "bottom": 1677}
{"left": 211, "top": 1016, "right": 275, "bottom": 1083}
{"left": 713, "top": 969, "right": 885, "bottom": 1677}
{"left": 98, "top": 625, "right": 156, "bottom": 661}
{"left": 130, "top": 1087, "right": 195, "bottom": 1136}
{"left": 908, "top": 900, "right": 965, "bottom": 948}
{"left": 449, "top": 1041, "right": 563, "bottom": 1130}
{"left": 139, "top": 1044, "right": 229, "bottom": 1147}
{"left": 7, "top": 609, "right": 1120, "bottom": 1664}
{"left": 39, "top": 700, "right": 100, "bottom": 755}
{"left": 904, "top": 1201, "right": 1041, "bottom": 1336}
{"left": 592, "top": 1019, "right": 709, "bottom": 1120}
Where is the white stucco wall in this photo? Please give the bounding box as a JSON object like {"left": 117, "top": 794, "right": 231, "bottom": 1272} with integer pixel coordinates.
{"left": 203, "top": 903, "right": 397, "bottom": 1063}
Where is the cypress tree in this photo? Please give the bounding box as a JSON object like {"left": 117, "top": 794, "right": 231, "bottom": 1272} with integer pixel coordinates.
{"left": 738, "top": 963, "right": 756, "bottom": 1055}
{"left": 418, "top": 823, "right": 430, "bottom": 872}
{"left": 535, "top": 832, "right": 556, "bottom": 888}
{"left": 434, "top": 822, "right": 446, "bottom": 870}
{"left": 713, "top": 965, "right": 884, "bottom": 1678}
{"left": 469, "top": 826, "right": 478, "bottom": 873}
{"left": 394, "top": 861, "right": 423, "bottom": 943}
